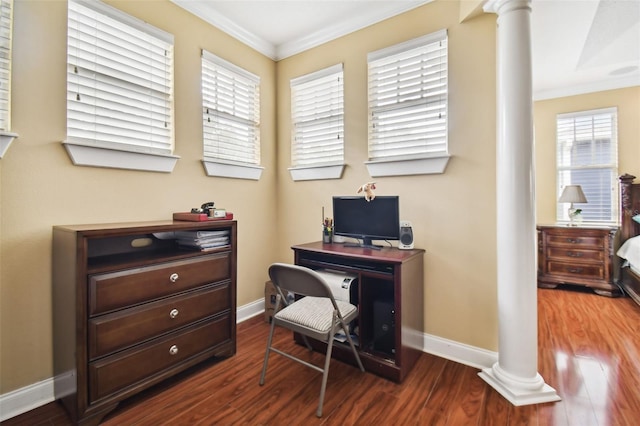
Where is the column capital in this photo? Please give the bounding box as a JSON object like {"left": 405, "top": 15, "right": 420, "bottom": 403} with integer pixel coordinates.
{"left": 483, "top": 0, "right": 531, "bottom": 15}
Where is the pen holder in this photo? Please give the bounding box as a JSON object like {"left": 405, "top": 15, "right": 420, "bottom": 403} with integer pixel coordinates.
{"left": 322, "top": 228, "right": 332, "bottom": 244}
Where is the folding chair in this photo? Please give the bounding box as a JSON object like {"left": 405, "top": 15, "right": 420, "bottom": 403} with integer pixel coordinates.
{"left": 259, "top": 263, "right": 365, "bottom": 417}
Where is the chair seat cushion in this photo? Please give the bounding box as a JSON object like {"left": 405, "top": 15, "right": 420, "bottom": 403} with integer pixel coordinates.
{"left": 275, "top": 297, "right": 357, "bottom": 334}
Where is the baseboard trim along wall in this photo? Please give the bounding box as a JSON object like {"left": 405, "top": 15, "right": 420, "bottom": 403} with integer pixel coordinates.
{"left": 0, "top": 378, "right": 56, "bottom": 422}
{"left": 0, "top": 298, "right": 497, "bottom": 422}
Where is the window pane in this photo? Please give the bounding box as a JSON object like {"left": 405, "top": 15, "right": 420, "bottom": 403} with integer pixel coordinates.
{"left": 290, "top": 64, "right": 344, "bottom": 167}
{"left": 0, "top": 0, "right": 12, "bottom": 131}
{"left": 368, "top": 30, "right": 447, "bottom": 161}
{"left": 202, "top": 50, "right": 260, "bottom": 166}
{"left": 67, "top": 0, "right": 174, "bottom": 155}
{"left": 556, "top": 108, "right": 618, "bottom": 223}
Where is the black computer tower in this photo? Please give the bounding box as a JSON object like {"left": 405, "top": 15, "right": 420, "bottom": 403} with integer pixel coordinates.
{"left": 372, "top": 300, "right": 395, "bottom": 355}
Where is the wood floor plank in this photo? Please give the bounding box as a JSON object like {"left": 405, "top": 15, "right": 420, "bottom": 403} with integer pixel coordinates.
{"left": 445, "top": 366, "right": 488, "bottom": 425}
{"left": 324, "top": 366, "right": 392, "bottom": 423}
{"left": 477, "top": 386, "right": 511, "bottom": 426}
{"left": 537, "top": 349, "right": 570, "bottom": 426}
{"left": 415, "top": 361, "right": 467, "bottom": 425}
{"left": 537, "top": 402, "right": 570, "bottom": 426}
{"left": 509, "top": 403, "right": 540, "bottom": 426}
{"left": 376, "top": 354, "right": 446, "bottom": 424}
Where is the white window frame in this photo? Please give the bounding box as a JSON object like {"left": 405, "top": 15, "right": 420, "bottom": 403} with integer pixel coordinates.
{"left": 289, "top": 63, "right": 345, "bottom": 181}
{"left": 201, "top": 50, "right": 262, "bottom": 180}
{"left": 0, "top": 0, "right": 17, "bottom": 159}
{"left": 367, "top": 30, "right": 450, "bottom": 177}
{"left": 64, "top": 0, "right": 178, "bottom": 173}
{"left": 556, "top": 107, "right": 618, "bottom": 224}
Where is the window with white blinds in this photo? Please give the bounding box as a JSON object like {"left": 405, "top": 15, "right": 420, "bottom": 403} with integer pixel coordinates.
{"left": 201, "top": 50, "right": 260, "bottom": 166}
{"left": 290, "top": 64, "right": 344, "bottom": 168}
{"left": 0, "top": 0, "right": 13, "bottom": 132}
{"left": 368, "top": 30, "right": 447, "bottom": 161}
{"left": 556, "top": 107, "right": 618, "bottom": 224}
{"left": 67, "top": 0, "right": 174, "bottom": 155}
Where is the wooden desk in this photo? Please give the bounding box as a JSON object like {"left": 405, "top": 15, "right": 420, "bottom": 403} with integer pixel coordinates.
{"left": 292, "top": 242, "right": 425, "bottom": 383}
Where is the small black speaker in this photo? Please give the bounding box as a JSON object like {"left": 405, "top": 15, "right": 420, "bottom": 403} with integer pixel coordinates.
{"left": 373, "top": 300, "right": 395, "bottom": 355}
{"left": 398, "top": 220, "right": 414, "bottom": 250}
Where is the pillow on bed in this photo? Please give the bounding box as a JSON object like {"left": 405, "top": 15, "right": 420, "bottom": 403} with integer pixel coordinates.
{"left": 617, "top": 235, "right": 640, "bottom": 268}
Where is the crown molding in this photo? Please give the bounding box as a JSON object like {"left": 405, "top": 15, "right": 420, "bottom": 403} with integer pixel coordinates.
{"left": 170, "top": 0, "right": 276, "bottom": 58}
{"left": 275, "top": 1, "right": 432, "bottom": 60}
{"left": 533, "top": 75, "right": 640, "bottom": 101}
{"left": 171, "top": 1, "right": 431, "bottom": 61}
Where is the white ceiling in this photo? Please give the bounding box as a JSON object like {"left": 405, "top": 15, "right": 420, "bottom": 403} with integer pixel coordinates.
{"left": 171, "top": 0, "right": 640, "bottom": 100}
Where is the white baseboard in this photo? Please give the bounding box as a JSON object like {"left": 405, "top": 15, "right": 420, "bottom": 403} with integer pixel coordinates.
{"left": 0, "top": 378, "right": 55, "bottom": 422}
{"left": 237, "top": 298, "right": 265, "bottom": 322}
{"left": 0, "top": 298, "right": 497, "bottom": 422}
{"left": 423, "top": 332, "right": 497, "bottom": 370}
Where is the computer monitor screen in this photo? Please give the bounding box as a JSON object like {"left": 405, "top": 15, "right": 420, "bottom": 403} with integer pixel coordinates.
{"left": 332, "top": 196, "right": 400, "bottom": 249}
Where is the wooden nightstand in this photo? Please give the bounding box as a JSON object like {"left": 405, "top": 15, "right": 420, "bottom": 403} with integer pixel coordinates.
{"left": 537, "top": 225, "right": 619, "bottom": 296}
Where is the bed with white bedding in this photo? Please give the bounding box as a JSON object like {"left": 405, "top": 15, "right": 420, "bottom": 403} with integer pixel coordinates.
{"left": 617, "top": 174, "right": 640, "bottom": 307}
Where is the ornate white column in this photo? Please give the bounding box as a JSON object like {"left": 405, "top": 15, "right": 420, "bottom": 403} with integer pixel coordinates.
{"left": 479, "top": 0, "right": 560, "bottom": 405}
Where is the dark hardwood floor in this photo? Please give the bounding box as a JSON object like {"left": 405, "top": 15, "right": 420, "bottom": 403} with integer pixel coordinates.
{"left": 3, "top": 287, "right": 639, "bottom": 425}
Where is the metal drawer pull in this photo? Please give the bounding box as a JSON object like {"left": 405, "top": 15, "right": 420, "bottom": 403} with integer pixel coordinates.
{"left": 169, "top": 273, "right": 179, "bottom": 283}
{"left": 568, "top": 268, "right": 584, "bottom": 274}
{"left": 169, "top": 308, "right": 179, "bottom": 319}
{"left": 566, "top": 238, "right": 580, "bottom": 244}
{"left": 169, "top": 345, "right": 179, "bottom": 355}
{"left": 567, "top": 251, "right": 583, "bottom": 257}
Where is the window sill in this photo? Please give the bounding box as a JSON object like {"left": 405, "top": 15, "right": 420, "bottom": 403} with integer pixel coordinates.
{"left": 202, "top": 159, "right": 264, "bottom": 180}
{"left": 365, "top": 155, "right": 451, "bottom": 177}
{"left": 63, "top": 142, "right": 180, "bottom": 173}
{"left": 289, "top": 163, "right": 345, "bottom": 181}
{"left": 0, "top": 132, "right": 19, "bottom": 159}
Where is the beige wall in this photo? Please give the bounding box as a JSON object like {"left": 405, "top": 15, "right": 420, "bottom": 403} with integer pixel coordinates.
{"left": 0, "top": 0, "right": 277, "bottom": 393}
{"left": 534, "top": 87, "right": 640, "bottom": 224}
{"left": 275, "top": 1, "right": 499, "bottom": 354}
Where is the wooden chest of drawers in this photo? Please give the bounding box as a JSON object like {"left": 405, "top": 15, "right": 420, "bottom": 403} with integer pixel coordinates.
{"left": 52, "top": 220, "right": 237, "bottom": 425}
{"left": 537, "top": 225, "right": 618, "bottom": 296}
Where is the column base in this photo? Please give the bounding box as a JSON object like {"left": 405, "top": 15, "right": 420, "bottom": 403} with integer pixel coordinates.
{"left": 479, "top": 363, "right": 561, "bottom": 406}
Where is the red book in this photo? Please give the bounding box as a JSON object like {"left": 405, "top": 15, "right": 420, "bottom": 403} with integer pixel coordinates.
{"left": 173, "top": 212, "right": 209, "bottom": 222}
{"left": 173, "top": 212, "right": 234, "bottom": 222}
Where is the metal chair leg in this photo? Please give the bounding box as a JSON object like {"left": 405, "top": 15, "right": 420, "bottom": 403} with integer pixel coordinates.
{"left": 341, "top": 319, "right": 364, "bottom": 372}
{"left": 259, "top": 297, "right": 280, "bottom": 386}
{"left": 317, "top": 313, "right": 337, "bottom": 417}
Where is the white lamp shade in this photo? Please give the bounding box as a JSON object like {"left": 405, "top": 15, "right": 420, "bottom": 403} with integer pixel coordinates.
{"left": 559, "top": 185, "right": 588, "bottom": 204}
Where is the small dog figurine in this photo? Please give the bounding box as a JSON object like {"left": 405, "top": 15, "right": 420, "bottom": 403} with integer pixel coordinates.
{"left": 357, "top": 182, "right": 376, "bottom": 202}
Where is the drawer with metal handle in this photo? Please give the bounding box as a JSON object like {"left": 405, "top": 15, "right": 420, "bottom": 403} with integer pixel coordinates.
{"left": 547, "top": 261, "right": 604, "bottom": 280}
{"left": 88, "top": 315, "right": 231, "bottom": 403}
{"left": 89, "top": 253, "right": 231, "bottom": 315}
{"left": 546, "top": 247, "right": 603, "bottom": 262}
{"left": 545, "top": 234, "right": 604, "bottom": 248}
{"left": 88, "top": 282, "right": 230, "bottom": 359}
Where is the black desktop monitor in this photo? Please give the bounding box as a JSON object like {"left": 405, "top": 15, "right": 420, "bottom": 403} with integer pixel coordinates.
{"left": 332, "top": 196, "right": 400, "bottom": 249}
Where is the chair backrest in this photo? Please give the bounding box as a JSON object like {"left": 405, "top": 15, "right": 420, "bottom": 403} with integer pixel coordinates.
{"left": 268, "top": 263, "right": 334, "bottom": 300}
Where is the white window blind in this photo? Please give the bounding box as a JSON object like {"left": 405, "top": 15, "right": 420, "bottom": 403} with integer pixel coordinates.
{"left": 556, "top": 107, "right": 618, "bottom": 223}
{"left": 0, "top": 0, "right": 13, "bottom": 131}
{"left": 201, "top": 50, "right": 260, "bottom": 166}
{"left": 290, "top": 64, "right": 344, "bottom": 167}
{"left": 67, "top": 0, "right": 174, "bottom": 155}
{"left": 368, "top": 30, "right": 447, "bottom": 161}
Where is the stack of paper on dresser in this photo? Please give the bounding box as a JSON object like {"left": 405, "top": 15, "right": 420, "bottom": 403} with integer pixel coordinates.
{"left": 174, "top": 229, "right": 230, "bottom": 251}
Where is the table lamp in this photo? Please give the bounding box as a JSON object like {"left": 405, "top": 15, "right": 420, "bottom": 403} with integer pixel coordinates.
{"left": 559, "top": 184, "right": 588, "bottom": 226}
